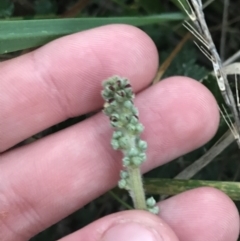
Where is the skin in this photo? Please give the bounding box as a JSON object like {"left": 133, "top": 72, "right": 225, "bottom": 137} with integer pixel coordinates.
{"left": 0, "top": 24, "right": 239, "bottom": 241}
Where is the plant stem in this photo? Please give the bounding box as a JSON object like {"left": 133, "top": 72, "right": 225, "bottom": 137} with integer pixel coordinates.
{"left": 127, "top": 166, "right": 147, "bottom": 210}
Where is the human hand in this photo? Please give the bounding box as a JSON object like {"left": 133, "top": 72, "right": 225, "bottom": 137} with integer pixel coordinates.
{"left": 0, "top": 24, "right": 239, "bottom": 241}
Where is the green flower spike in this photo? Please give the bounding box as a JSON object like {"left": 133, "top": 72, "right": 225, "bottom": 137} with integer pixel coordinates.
{"left": 101, "top": 75, "right": 159, "bottom": 214}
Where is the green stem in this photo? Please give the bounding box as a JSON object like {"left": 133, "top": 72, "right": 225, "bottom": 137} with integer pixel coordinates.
{"left": 108, "top": 190, "right": 133, "bottom": 209}
{"left": 127, "top": 167, "right": 147, "bottom": 210}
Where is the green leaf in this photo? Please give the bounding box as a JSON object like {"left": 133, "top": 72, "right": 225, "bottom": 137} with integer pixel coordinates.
{"left": 0, "top": 13, "right": 185, "bottom": 54}
{"left": 144, "top": 178, "right": 240, "bottom": 201}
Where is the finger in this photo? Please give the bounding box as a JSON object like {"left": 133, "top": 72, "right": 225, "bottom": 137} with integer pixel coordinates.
{"left": 0, "top": 77, "right": 219, "bottom": 240}
{"left": 0, "top": 24, "right": 158, "bottom": 152}
{"left": 59, "top": 210, "right": 179, "bottom": 241}
{"left": 159, "top": 187, "right": 239, "bottom": 241}
{"left": 57, "top": 188, "right": 239, "bottom": 241}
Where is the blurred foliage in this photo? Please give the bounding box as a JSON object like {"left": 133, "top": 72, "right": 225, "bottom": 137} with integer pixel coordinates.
{"left": 1, "top": 0, "right": 240, "bottom": 240}
{"left": 0, "top": 0, "right": 14, "bottom": 17}
{"left": 138, "top": 0, "right": 162, "bottom": 13}
{"left": 161, "top": 44, "right": 208, "bottom": 80}
{"left": 34, "top": 0, "right": 57, "bottom": 15}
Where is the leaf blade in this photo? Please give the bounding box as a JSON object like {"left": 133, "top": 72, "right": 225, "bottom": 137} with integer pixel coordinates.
{"left": 0, "top": 14, "right": 184, "bottom": 53}
{"left": 144, "top": 178, "right": 240, "bottom": 200}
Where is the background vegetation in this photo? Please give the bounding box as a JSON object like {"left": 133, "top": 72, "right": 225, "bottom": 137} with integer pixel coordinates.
{"left": 1, "top": 0, "right": 240, "bottom": 240}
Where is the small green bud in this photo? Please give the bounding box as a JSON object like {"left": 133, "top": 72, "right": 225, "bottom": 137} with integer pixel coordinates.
{"left": 148, "top": 206, "right": 159, "bottom": 215}
{"left": 116, "top": 78, "right": 126, "bottom": 88}
{"left": 110, "top": 113, "right": 120, "bottom": 127}
{"left": 123, "top": 100, "right": 132, "bottom": 109}
{"left": 124, "top": 88, "right": 134, "bottom": 98}
{"left": 123, "top": 157, "right": 131, "bottom": 166}
{"left": 118, "top": 136, "right": 129, "bottom": 149}
{"left": 114, "top": 91, "right": 125, "bottom": 102}
{"left": 135, "top": 123, "right": 144, "bottom": 133}
{"left": 118, "top": 179, "right": 129, "bottom": 189}
{"left": 128, "top": 148, "right": 139, "bottom": 157}
{"left": 131, "top": 107, "right": 138, "bottom": 115}
{"left": 126, "top": 123, "right": 135, "bottom": 132}
{"left": 147, "top": 197, "right": 159, "bottom": 214}
{"left": 112, "top": 131, "right": 122, "bottom": 139}
{"left": 101, "top": 90, "right": 109, "bottom": 99}
{"left": 139, "top": 153, "right": 147, "bottom": 161}
{"left": 103, "top": 106, "right": 114, "bottom": 115}
{"left": 110, "top": 113, "right": 119, "bottom": 121}
{"left": 111, "top": 139, "right": 119, "bottom": 150}
{"left": 131, "top": 156, "right": 143, "bottom": 166}
{"left": 110, "top": 100, "right": 118, "bottom": 106}
{"left": 138, "top": 140, "right": 147, "bottom": 150}
{"left": 120, "top": 170, "right": 129, "bottom": 179}
{"left": 102, "top": 79, "right": 113, "bottom": 88}
{"left": 146, "top": 197, "right": 156, "bottom": 207}
{"left": 130, "top": 116, "right": 138, "bottom": 125}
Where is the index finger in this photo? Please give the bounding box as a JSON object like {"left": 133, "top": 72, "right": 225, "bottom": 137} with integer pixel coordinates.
{"left": 0, "top": 24, "right": 158, "bottom": 152}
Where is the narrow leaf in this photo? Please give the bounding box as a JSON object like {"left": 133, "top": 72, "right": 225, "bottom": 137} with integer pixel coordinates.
{"left": 144, "top": 178, "right": 240, "bottom": 200}
{"left": 0, "top": 13, "right": 184, "bottom": 54}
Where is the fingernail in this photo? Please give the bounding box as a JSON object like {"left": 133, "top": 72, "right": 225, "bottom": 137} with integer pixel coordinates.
{"left": 101, "top": 223, "right": 163, "bottom": 241}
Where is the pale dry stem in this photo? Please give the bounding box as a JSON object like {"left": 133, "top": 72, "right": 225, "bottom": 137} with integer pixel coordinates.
{"left": 178, "top": 0, "right": 240, "bottom": 147}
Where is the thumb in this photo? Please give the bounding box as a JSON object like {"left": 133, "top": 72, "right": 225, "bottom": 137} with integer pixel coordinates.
{"left": 58, "top": 210, "right": 179, "bottom": 241}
